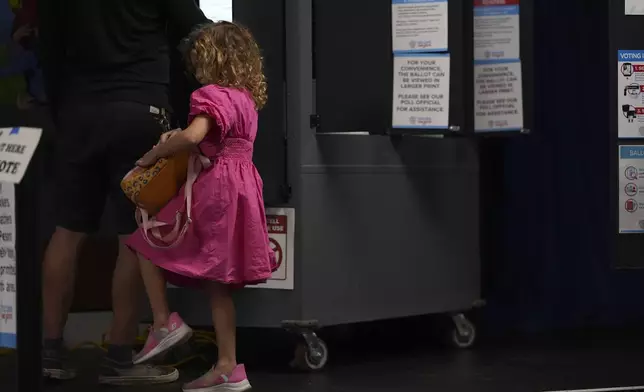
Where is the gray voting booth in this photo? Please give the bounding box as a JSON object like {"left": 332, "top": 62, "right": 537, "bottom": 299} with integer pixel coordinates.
{"left": 170, "top": 0, "right": 484, "bottom": 370}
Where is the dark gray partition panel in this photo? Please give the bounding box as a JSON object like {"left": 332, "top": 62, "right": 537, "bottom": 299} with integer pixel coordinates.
{"left": 233, "top": 0, "right": 289, "bottom": 205}
{"left": 314, "top": 0, "right": 471, "bottom": 134}
{"left": 610, "top": 0, "right": 644, "bottom": 268}
{"left": 302, "top": 0, "right": 480, "bottom": 324}
{"left": 191, "top": 0, "right": 288, "bottom": 205}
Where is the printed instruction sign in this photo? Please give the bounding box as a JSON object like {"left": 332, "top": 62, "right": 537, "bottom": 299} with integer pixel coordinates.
{"left": 0, "top": 127, "right": 42, "bottom": 184}
{"left": 0, "top": 183, "right": 17, "bottom": 348}
{"left": 617, "top": 50, "right": 644, "bottom": 138}
{"left": 618, "top": 146, "right": 644, "bottom": 233}
{"left": 626, "top": 0, "right": 644, "bottom": 15}
{"left": 473, "top": 0, "right": 520, "bottom": 62}
{"left": 391, "top": 0, "right": 448, "bottom": 53}
{"left": 474, "top": 60, "right": 524, "bottom": 132}
{"left": 251, "top": 208, "right": 295, "bottom": 290}
{"left": 392, "top": 53, "right": 450, "bottom": 129}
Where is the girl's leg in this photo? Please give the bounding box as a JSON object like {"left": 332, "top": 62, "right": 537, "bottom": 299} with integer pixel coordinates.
{"left": 183, "top": 283, "right": 250, "bottom": 392}
{"left": 137, "top": 254, "right": 170, "bottom": 329}
{"left": 133, "top": 254, "right": 192, "bottom": 365}
{"left": 209, "top": 282, "right": 237, "bottom": 373}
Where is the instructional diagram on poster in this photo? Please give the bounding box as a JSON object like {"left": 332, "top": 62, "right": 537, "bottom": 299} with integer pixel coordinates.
{"left": 474, "top": 60, "right": 523, "bottom": 131}
{"left": 251, "top": 208, "right": 295, "bottom": 291}
{"left": 0, "top": 183, "right": 16, "bottom": 348}
{"left": 473, "top": 0, "right": 520, "bottom": 62}
{"left": 618, "top": 146, "right": 644, "bottom": 233}
{"left": 392, "top": 53, "right": 450, "bottom": 128}
{"left": 617, "top": 50, "right": 644, "bottom": 138}
{"left": 391, "top": 0, "right": 448, "bottom": 53}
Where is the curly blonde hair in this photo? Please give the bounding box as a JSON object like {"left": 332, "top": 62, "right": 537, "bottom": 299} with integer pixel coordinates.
{"left": 185, "top": 21, "right": 267, "bottom": 109}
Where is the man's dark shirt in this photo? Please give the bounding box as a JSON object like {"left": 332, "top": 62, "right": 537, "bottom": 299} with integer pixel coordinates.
{"left": 38, "top": 0, "right": 208, "bottom": 110}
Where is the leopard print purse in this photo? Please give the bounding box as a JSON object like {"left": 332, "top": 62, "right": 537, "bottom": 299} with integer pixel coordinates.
{"left": 120, "top": 151, "right": 191, "bottom": 216}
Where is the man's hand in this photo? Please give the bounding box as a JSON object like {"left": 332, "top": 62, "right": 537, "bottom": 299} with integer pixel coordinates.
{"left": 136, "top": 149, "right": 159, "bottom": 167}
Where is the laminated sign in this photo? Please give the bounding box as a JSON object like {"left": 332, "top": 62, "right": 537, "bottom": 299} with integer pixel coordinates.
{"left": 391, "top": 0, "right": 448, "bottom": 53}
{"left": 618, "top": 145, "right": 644, "bottom": 233}
{"left": 0, "top": 183, "right": 16, "bottom": 348}
{"left": 617, "top": 50, "right": 644, "bottom": 138}
{"left": 250, "top": 208, "right": 295, "bottom": 291}
{"left": 0, "top": 127, "right": 42, "bottom": 184}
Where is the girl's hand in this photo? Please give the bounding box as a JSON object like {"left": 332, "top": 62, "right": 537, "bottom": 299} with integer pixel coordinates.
{"left": 158, "top": 129, "right": 181, "bottom": 145}
{"left": 136, "top": 149, "right": 158, "bottom": 167}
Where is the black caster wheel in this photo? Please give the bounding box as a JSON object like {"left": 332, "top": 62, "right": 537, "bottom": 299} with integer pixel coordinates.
{"left": 450, "top": 313, "right": 477, "bottom": 349}
{"left": 291, "top": 338, "right": 329, "bottom": 371}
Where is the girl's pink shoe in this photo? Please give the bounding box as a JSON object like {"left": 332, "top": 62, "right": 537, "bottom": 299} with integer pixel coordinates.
{"left": 183, "top": 364, "right": 251, "bottom": 392}
{"left": 133, "top": 312, "right": 193, "bottom": 364}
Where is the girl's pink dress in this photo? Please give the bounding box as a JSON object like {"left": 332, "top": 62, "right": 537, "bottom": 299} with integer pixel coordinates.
{"left": 126, "top": 85, "right": 277, "bottom": 287}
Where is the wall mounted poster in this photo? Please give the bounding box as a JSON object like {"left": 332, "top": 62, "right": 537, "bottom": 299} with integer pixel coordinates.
{"left": 0, "top": 182, "right": 16, "bottom": 348}
{"left": 474, "top": 60, "right": 523, "bottom": 132}
{"left": 250, "top": 208, "right": 295, "bottom": 290}
{"left": 391, "top": 0, "right": 448, "bottom": 53}
{"left": 392, "top": 53, "right": 450, "bottom": 129}
{"left": 473, "top": 0, "right": 520, "bottom": 62}
{"left": 618, "top": 146, "right": 644, "bottom": 233}
{"left": 626, "top": 0, "right": 644, "bottom": 15}
{"left": 617, "top": 50, "right": 644, "bottom": 138}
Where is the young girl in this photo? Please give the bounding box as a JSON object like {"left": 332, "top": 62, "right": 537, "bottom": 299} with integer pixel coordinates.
{"left": 126, "top": 21, "right": 276, "bottom": 392}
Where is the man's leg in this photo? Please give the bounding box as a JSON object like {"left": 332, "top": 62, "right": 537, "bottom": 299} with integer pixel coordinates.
{"left": 41, "top": 227, "right": 87, "bottom": 380}
{"left": 98, "top": 101, "right": 178, "bottom": 385}
{"left": 43, "top": 103, "right": 107, "bottom": 380}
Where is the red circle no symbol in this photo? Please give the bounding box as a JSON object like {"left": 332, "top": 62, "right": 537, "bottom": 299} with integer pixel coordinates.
{"left": 269, "top": 238, "right": 283, "bottom": 269}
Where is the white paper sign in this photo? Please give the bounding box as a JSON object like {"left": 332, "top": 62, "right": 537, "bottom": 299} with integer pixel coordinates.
{"left": 392, "top": 53, "right": 450, "bottom": 129}
{"left": 0, "top": 183, "right": 17, "bottom": 348}
{"left": 474, "top": 60, "right": 524, "bottom": 132}
{"left": 617, "top": 51, "right": 644, "bottom": 138}
{"left": 391, "top": 0, "right": 448, "bottom": 53}
{"left": 473, "top": 0, "right": 520, "bottom": 62}
{"left": 618, "top": 146, "right": 644, "bottom": 233}
{"left": 0, "top": 127, "right": 42, "bottom": 184}
{"left": 626, "top": 0, "right": 644, "bottom": 15}
{"left": 250, "top": 208, "right": 295, "bottom": 290}
{"left": 199, "top": 0, "right": 233, "bottom": 21}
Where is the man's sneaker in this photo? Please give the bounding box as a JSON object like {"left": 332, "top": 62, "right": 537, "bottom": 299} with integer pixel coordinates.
{"left": 42, "top": 348, "right": 77, "bottom": 380}
{"left": 183, "top": 365, "right": 251, "bottom": 392}
{"left": 133, "top": 312, "right": 193, "bottom": 365}
{"left": 98, "top": 359, "right": 179, "bottom": 386}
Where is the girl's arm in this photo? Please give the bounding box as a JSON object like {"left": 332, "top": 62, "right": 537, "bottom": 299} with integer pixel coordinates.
{"left": 137, "top": 115, "right": 212, "bottom": 167}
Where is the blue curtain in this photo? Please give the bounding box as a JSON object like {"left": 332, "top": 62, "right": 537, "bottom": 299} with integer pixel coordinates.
{"left": 484, "top": 0, "right": 644, "bottom": 333}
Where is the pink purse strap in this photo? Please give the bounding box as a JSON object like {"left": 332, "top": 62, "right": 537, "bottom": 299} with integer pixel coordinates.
{"left": 136, "top": 153, "right": 211, "bottom": 249}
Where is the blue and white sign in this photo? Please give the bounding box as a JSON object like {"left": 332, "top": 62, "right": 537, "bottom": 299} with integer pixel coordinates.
{"left": 474, "top": 60, "right": 523, "bottom": 132}
{"left": 618, "top": 146, "right": 644, "bottom": 233}
{"left": 0, "top": 182, "right": 16, "bottom": 348}
{"left": 473, "top": 1, "right": 520, "bottom": 62}
{"left": 473, "top": 0, "right": 522, "bottom": 133}
{"left": 617, "top": 51, "right": 644, "bottom": 138}
{"left": 392, "top": 53, "right": 450, "bottom": 129}
{"left": 0, "top": 127, "right": 42, "bottom": 184}
{"left": 391, "top": 0, "right": 448, "bottom": 53}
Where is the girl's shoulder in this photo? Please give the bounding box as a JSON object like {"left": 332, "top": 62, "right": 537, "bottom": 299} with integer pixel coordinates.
{"left": 190, "top": 85, "right": 253, "bottom": 109}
